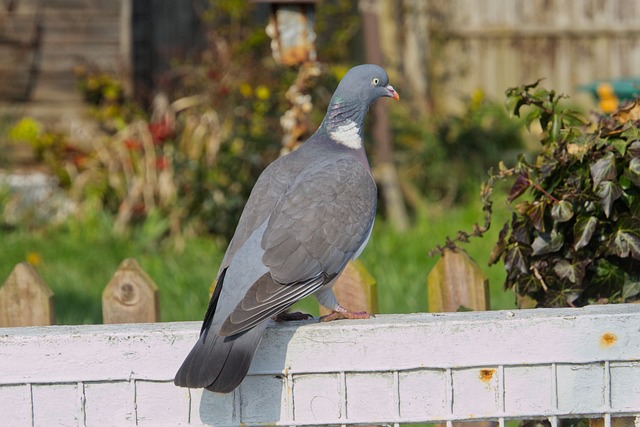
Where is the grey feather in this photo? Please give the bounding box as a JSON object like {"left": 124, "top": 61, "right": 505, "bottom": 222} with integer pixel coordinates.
{"left": 174, "top": 64, "right": 397, "bottom": 393}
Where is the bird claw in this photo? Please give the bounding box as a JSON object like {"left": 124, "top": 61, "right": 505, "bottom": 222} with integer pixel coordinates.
{"left": 274, "top": 311, "right": 314, "bottom": 322}
{"left": 319, "top": 310, "right": 373, "bottom": 322}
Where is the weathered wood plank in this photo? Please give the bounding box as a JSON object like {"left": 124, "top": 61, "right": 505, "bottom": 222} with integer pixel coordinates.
{"left": 102, "top": 258, "right": 160, "bottom": 324}
{"left": 0, "top": 262, "right": 54, "bottom": 327}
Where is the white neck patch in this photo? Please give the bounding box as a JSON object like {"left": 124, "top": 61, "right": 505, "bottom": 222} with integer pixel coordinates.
{"left": 329, "top": 120, "right": 362, "bottom": 149}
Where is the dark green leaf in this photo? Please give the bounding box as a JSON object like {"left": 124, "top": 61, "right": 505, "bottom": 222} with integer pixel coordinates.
{"left": 531, "top": 230, "right": 564, "bottom": 256}
{"left": 593, "top": 259, "right": 625, "bottom": 291}
{"left": 622, "top": 274, "right": 640, "bottom": 299}
{"left": 627, "top": 157, "right": 640, "bottom": 187}
{"left": 525, "top": 109, "right": 541, "bottom": 131}
{"left": 573, "top": 216, "right": 597, "bottom": 250}
{"left": 590, "top": 152, "right": 617, "bottom": 190}
{"left": 553, "top": 259, "right": 587, "bottom": 284}
{"left": 612, "top": 217, "right": 640, "bottom": 259}
{"left": 596, "top": 180, "right": 622, "bottom": 218}
{"left": 611, "top": 138, "right": 628, "bottom": 156}
{"left": 627, "top": 140, "right": 640, "bottom": 157}
{"left": 551, "top": 200, "right": 573, "bottom": 223}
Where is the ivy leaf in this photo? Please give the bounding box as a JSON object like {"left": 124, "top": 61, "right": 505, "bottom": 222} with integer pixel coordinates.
{"left": 508, "top": 172, "right": 530, "bottom": 202}
{"left": 489, "top": 223, "right": 509, "bottom": 266}
{"left": 622, "top": 274, "right": 640, "bottom": 299}
{"left": 592, "top": 259, "right": 625, "bottom": 291}
{"left": 527, "top": 201, "right": 547, "bottom": 232}
{"left": 596, "top": 180, "right": 622, "bottom": 218}
{"left": 511, "top": 215, "right": 531, "bottom": 245}
{"left": 551, "top": 200, "right": 573, "bottom": 223}
{"left": 627, "top": 140, "right": 640, "bottom": 157}
{"left": 590, "top": 152, "right": 617, "bottom": 190}
{"left": 611, "top": 217, "right": 640, "bottom": 259}
{"left": 525, "top": 109, "right": 541, "bottom": 131}
{"left": 553, "top": 259, "right": 587, "bottom": 284}
{"left": 627, "top": 157, "right": 640, "bottom": 187}
{"left": 504, "top": 244, "right": 531, "bottom": 278}
{"left": 611, "top": 138, "right": 628, "bottom": 156}
{"left": 531, "top": 230, "right": 564, "bottom": 256}
{"left": 573, "top": 216, "right": 598, "bottom": 250}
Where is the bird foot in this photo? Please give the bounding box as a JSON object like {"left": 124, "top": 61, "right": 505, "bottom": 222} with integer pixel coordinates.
{"left": 319, "top": 308, "right": 373, "bottom": 322}
{"left": 274, "top": 311, "right": 314, "bottom": 322}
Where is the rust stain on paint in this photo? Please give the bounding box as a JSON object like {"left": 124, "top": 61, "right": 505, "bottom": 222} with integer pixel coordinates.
{"left": 600, "top": 332, "right": 617, "bottom": 347}
{"left": 479, "top": 368, "right": 496, "bottom": 382}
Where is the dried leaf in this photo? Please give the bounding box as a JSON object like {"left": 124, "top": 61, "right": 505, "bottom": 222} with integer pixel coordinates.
{"left": 489, "top": 223, "right": 509, "bottom": 266}
{"left": 614, "top": 99, "right": 640, "bottom": 124}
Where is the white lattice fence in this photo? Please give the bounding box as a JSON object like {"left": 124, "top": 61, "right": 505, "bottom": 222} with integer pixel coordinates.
{"left": 1, "top": 304, "right": 639, "bottom": 426}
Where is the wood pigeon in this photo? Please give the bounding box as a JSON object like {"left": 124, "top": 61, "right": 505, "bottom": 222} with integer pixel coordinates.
{"left": 174, "top": 64, "right": 399, "bottom": 393}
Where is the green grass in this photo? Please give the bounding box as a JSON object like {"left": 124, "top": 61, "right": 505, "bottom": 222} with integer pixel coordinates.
{"left": 0, "top": 198, "right": 516, "bottom": 325}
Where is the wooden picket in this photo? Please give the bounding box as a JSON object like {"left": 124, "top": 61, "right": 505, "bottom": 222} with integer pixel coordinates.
{"left": 102, "top": 258, "right": 160, "bottom": 324}
{"left": 0, "top": 262, "right": 54, "bottom": 327}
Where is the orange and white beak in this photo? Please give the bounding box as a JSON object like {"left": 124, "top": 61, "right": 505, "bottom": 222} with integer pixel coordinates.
{"left": 385, "top": 85, "right": 400, "bottom": 101}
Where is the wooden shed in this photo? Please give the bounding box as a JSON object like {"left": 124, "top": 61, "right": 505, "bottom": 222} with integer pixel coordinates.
{"left": 0, "top": 0, "right": 205, "bottom": 129}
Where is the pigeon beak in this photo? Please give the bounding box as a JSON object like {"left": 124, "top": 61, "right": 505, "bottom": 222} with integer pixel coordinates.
{"left": 385, "top": 85, "right": 399, "bottom": 101}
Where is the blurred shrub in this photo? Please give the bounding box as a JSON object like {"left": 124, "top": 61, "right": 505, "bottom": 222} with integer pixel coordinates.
{"left": 394, "top": 90, "right": 524, "bottom": 208}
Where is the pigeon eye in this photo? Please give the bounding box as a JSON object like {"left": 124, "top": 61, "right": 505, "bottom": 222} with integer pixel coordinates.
{"left": 371, "top": 77, "right": 380, "bottom": 86}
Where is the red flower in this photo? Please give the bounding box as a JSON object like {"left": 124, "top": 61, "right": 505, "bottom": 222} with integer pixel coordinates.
{"left": 124, "top": 138, "right": 142, "bottom": 151}
{"left": 155, "top": 156, "right": 169, "bottom": 171}
{"left": 148, "top": 118, "right": 173, "bottom": 145}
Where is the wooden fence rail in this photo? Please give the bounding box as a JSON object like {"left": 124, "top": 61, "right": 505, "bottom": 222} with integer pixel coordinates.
{"left": 1, "top": 304, "right": 639, "bottom": 426}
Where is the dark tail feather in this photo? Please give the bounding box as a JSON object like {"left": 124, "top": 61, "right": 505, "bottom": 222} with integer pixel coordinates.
{"left": 174, "top": 321, "right": 267, "bottom": 392}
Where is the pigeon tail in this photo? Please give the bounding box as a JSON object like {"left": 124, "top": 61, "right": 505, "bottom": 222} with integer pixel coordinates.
{"left": 174, "top": 267, "right": 268, "bottom": 393}
{"left": 174, "top": 321, "right": 267, "bottom": 393}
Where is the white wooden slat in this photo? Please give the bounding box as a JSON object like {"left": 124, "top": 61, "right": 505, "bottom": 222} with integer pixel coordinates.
{"left": 0, "top": 304, "right": 639, "bottom": 426}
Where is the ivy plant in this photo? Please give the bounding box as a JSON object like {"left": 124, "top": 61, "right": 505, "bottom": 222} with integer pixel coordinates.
{"left": 436, "top": 81, "right": 640, "bottom": 308}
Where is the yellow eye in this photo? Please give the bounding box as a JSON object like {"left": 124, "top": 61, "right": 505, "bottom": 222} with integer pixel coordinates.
{"left": 371, "top": 77, "right": 380, "bottom": 86}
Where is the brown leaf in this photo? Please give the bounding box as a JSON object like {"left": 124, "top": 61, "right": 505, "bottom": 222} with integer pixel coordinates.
{"left": 614, "top": 99, "right": 640, "bottom": 124}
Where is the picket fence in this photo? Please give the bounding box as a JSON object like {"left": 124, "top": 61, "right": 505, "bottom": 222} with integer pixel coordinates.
{"left": 0, "top": 255, "right": 639, "bottom": 426}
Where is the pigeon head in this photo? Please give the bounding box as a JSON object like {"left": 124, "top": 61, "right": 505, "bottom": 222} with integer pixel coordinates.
{"left": 331, "top": 64, "right": 399, "bottom": 106}
{"left": 320, "top": 64, "right": 399, "bottom": 150}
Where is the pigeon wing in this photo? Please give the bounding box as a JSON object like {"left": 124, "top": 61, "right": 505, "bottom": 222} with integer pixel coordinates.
{"left": 219, "top": 156, "right": 377, "bottom": 336}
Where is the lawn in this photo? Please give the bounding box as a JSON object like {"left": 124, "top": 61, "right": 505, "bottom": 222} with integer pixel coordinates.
{"left": 0, "top": 196, "right": 516, "bottom": 325}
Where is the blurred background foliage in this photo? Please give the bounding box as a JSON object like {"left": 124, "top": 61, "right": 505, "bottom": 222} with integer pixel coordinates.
{"left": 0, "top": 0, "right": 532, "bottom": 322}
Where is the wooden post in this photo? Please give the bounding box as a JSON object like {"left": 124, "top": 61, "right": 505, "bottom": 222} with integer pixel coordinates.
{"left": 428, "top": 249, "right": 490, "bottom": 427}
{"left": 428, "top": 248, "right": 490, "bottom": 313}
{"left": 319, "top": 260, "right": 378, "bottom": 316}
{"left": 102, "top": 258, "right": 160, "bottom": 324}
{"left": 0, "top": 262, "right": 55, "bottom": 327}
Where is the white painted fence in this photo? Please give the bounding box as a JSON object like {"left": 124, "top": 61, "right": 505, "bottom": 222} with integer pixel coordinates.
{"left": 1, "top": 304, "right": 640, "bottom": 426}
